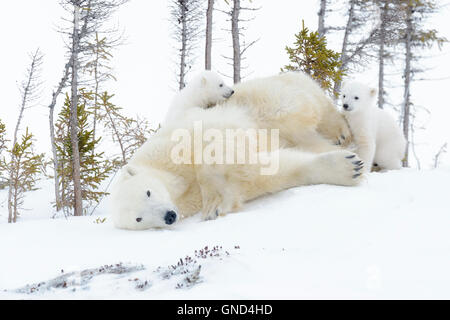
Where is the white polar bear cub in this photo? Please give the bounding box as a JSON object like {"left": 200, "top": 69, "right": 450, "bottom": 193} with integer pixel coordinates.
{"left": 341, "top": 82, "right": 406, "bottom": 172}
{"left": 164, "top": 70, "right": 234, "bottom": 123}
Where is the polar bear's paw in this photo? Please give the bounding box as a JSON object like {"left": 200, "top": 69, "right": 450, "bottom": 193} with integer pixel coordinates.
{"left": 335, "top": 134, "right": 349, "bottom": 146}
{"left": 317, "top": 150, "right": 365, "bottom": 186}
{"left": 202, "top": 200, "right": 237, "bottom": 221}
{"left": 201, "top": 196, "right": 221, "bottom": 221}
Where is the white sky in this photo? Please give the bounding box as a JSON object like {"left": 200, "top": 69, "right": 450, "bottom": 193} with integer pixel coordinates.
{"left": 0, "top": 0, "right": 449, "bottom": 168}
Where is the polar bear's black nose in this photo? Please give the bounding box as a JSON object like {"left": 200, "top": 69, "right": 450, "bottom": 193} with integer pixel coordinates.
{"left": 136, "top": 217, "right": 142, "bottom": 222}
{"left": 164, "top": 210, "right": 177, "bottom": 225}
{"left": 343, "top": 104, "right": 349, "bottom": 110}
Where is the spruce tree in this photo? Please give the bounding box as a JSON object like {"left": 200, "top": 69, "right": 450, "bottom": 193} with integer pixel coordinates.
{"left": 282, "top": 21, "right": 344, "bottom": 97}
{"left": 7, "top": 128, "right": 44, "bottom": 223}
{"left": 55, "top": 92, "right": 114, "bottom": 215}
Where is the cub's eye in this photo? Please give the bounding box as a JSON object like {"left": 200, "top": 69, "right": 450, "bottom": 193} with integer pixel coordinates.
{"left": 354, "top": 96, "right": 359, "bottom": 100}
{"left": 219, "top": 84, "right": 223, "bottom": 87}
{"left": 146, "top": 190, "right": 151, "bottom": 197}
{"left": 343, "top": 95, "right": 346, "bottom": 98}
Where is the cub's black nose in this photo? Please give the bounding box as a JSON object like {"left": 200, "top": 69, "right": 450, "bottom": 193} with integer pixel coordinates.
{"left": 343, "top": 104, "right": 349, "bottom": 110}
{"left": 164, "top": 210, "right": 177, "bottom": 225}
{"left": 136, "top": 217, "right": 142, "bottom": 222}
{"left": 231, "top": 90, "right": 235, "bottom": 95}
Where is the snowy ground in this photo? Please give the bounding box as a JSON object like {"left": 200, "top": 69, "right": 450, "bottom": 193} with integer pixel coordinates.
{"left": 1, "top": 168, "right": 450, "bottom": 299}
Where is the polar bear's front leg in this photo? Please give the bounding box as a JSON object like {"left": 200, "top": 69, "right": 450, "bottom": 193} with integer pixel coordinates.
{"left": 354, "top": 136, "right": 376, "bottom": 174}
{"left": 196, "top": 165, "right": 240, "bottom": 221}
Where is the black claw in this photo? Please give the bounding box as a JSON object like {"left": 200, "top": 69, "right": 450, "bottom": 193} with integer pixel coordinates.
{"left": 354, "top": 166, "right": 362, "bottom": 172}
{"left": 215, "top": 209, "right": 219, "bottom": 217}
{"left": 353, "top": 173, "right": 362, "bottom": 179}
{"left": 352, "top": 160, "right": 363, "bottom": 166}
{"left": 341, "top": 135, "right": 345, "bottom": 140}
{"left": 346, "top": 155, "right": 356, "bottom": 159}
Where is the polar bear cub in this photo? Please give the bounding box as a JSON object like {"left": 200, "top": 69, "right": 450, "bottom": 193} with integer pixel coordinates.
{"left": 341, "top": 82, "right": 406, "bottom": 172}
{"left": 164, "top": 70, "right": 234, "bottom": 123}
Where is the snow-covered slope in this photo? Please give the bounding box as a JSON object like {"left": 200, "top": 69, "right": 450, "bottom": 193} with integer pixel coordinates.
{"left": 1, "top": 168, "right": 449, "bottom": 299}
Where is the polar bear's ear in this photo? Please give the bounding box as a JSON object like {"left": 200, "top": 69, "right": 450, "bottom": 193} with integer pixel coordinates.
{"left": 124, "top": 165, "right": 137, "bottom": 177}
{"left": 369, "top": 88, "right": 377, "bottom": 97}
{"left": 201, "top": 76, "right": 207, "bottom": 87}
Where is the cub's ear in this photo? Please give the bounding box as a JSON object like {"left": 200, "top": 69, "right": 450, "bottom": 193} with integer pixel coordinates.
{"left": 124, "top": 165, "right": 138, "bottom": 177}
{"left": 369, "top": 88, "right": 377, "bottom": 97}
{"left": 201, "top": 76, "right": 207, "bottom": 87}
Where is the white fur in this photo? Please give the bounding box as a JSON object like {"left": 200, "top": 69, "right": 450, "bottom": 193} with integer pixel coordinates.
{"left": 110, "top": 73, "right": 365, "bottom": 230}
{"left": 341, "top": 81, "right": 406, "bottom": 172}
{"left": 164, "top": 70, "right": 234, "bottom": 123}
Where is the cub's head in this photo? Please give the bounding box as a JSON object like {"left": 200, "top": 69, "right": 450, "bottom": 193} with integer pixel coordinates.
{"left": 341, "top": 82, "right": 377, "bottom": 113}
{"left": 110, "top": 165, "right": 179, "bottom": 230}
{"left": 194, "top": 70, "right": 234, "bottom": 106}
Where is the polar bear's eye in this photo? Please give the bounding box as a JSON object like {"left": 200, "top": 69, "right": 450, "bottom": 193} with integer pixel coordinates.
{"left": 219, "top": 84, "right": 223, "bottom": 87}
{"left": 146, "top": 190, "right": 151, "bottom": 197}
{"left": 354, "top": 96, "right": 359, "bottom": 100}
{"left": 343, "top": 95, "right": 346, "bottom": 98}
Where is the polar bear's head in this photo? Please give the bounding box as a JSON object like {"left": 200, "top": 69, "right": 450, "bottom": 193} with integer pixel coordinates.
{"left": 340, "top": 82, "right": 377, "bottom": 113}
{"left": 110, "top": 165, "right": 179, "bottom": 230}
{"left": 189, "top": 70, "right": 234, "bottom": 107}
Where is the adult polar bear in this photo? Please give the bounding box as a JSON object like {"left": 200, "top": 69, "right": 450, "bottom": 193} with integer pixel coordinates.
{"left": 110, "top": 72, "right": 363, "bottom": 230}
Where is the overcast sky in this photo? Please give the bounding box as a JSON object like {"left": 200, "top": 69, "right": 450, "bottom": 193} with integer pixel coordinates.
{"left": 0, "top": 0, "right": 449, "bottom": 168}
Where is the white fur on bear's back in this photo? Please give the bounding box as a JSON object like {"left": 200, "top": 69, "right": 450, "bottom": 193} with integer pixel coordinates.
{"left": 225, "top": 72, "right": 327, "bottom": 122}
{"left": 221, "top": 71, "right": 350, "bottom": 151}
{"left": 163, "top": 103, "right": 256, "bottom": 134}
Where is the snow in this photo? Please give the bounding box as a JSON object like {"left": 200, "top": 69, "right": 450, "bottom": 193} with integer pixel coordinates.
{"left": 1, "top": 168, "right": 450, "bottom": 299}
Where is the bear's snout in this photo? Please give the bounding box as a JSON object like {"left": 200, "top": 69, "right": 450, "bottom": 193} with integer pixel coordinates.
{"left": 223, "top": 90, "right": 235, "bottom": 99}
{"left": 164, "top": 210, "right": 177, "bottom": 225}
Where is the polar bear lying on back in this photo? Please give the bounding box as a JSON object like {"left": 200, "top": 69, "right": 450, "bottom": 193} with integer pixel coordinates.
{"left": 164, "top": 70, "right": 235, "bottom": 123}
{"left": 110, "top": 72, "right": 365, "bottom": 230}
{"left": 341, "top": 82, "right": 406, "bottom": 172}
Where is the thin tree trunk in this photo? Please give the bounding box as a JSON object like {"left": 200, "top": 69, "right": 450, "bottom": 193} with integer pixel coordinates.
{"left": 341, "top": 0, "right": 356, "bottom": 69}
{"left": 433, "top": 143, "right": 447, "bottom": 168}
{"left": 93, "top": 32, "right": 100, "bottom": 145}
{"left": 318, "top": 0, "right": 327, "bottom": 38}
{"left": 8, "top": 49, "right": 40, "bottom": 223}
{"left": 334, "top": 0, "right": 355, "bottom": 95}
{"left": 205, "top": 0, "right": 214, "bottom": 70}
{"left": 231, "top": 0, "right": 241, "bottom": 84}
{"left": 179, "top": 0, "right": 187, "bottom": 90}
{"left": 70, "top": 4, "right": 83, "bottom": 216}
{"left": 377, "top": 1, "right": 387, "bottom": 110}
{"left": 11, "top": 152, "right": 22, "bottom": 223}
{"left": 48, "top": 63, "right": 70, "bottom": 212}
{"left": 402, "top": 4, "right": 413, "bottom": 168}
